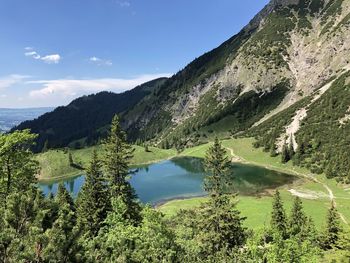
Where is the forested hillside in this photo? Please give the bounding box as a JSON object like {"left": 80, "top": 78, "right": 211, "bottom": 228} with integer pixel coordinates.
{"left": 14, "top": 78, "right": 167, "bottom": 152}
{"left": 1, "top": 122, "right": 347, "bottom": 262}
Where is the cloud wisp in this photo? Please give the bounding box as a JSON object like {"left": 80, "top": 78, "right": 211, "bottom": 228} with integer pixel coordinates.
{"left": 89, "top": 56, "right": 113, "bottom": 66}
{"left": 28, "top": 73, "right": 171, "bottom": 99}
{"left": 0, "top": 74, "right": 30, "bottom": 90}
{"left": 116, "top": 1, "right": 131, "bottom": 7}
{"left": 24, "top": 48, "right": 61, "bottom": 64}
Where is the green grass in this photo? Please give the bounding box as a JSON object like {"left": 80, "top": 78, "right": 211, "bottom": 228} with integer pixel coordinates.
{"left": 37, "top": 145, "right": 176, "bottom": 181}
{"left": 158, "top": 137, "right": 350, "bottom": 231}
{"left": 159, "top": 190, "right": 332, "bottom": 230}
{"left": 38, "top": 137, "right": 350, "bottom": 231}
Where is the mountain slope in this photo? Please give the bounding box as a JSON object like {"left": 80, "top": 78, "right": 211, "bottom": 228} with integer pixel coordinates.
{"left": 16, "top": 0, "right": 350, "bottom": 180}
{"left": 15, "top": 78, "right": 167, "bottom": 152}
{"left": 125, "top": 0, "right": 350, "bottom": 145}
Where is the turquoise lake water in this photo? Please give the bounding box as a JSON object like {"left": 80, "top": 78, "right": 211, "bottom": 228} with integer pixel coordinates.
{"left": 39, "top": 157, "right": 296, "bottom": 204}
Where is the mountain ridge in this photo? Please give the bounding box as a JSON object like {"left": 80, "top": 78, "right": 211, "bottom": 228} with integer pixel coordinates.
{"left": 14, "top": 0, "right": 350, "bottom": 180}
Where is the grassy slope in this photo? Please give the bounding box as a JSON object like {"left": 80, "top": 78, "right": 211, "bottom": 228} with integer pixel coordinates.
{"left": 38, "top": 137, "right": 350, "bottom": 230}
{"left": 160, "top": 138, "right": 350, "bottom": 232}
{"left": 37, "top": 145, "right": 176, "bottom": 181}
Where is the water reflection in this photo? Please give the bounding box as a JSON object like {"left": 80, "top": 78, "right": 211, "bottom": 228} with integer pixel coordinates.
{"left": 39, "top": 157, "right": 296, "bottom": 204}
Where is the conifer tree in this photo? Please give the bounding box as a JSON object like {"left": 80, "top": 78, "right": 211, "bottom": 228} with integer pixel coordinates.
{"left": 195, "top": 138, "right": 246, "bottom": 257}
{"left": 76, "top": 150, "right": 110, "bottom": 237}
{"left": 56, "top": 183, "right": 75, "bottom": 212}
{"left": 204, "top": 137, "right": 232, "bottom": 198}
{"left": 103, "top": 115, "right": 140, "bottom": 223}
{"left": 289, "top": 196, "right": 307, "bottom": 236}
{"left": 322, "top": 201, "right": 342, "bottom": 249}
{"left": 270, "top": 190, "right": 287, "bottom": 238}
{"left": 281, "top": 142, "right": 290, "bottom": 163}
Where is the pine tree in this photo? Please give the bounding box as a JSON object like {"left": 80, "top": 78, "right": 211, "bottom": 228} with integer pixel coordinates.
{"left": 76, "top": 150, "right": 110, "bottom": 237}
{"left": 281, "top": 142, "right": 290, "bottom": 163}
{"left": 289, "top": 197, "right": 307, "bottom": 236}
{"left": 270, "top": 190, "right": 287, "bottom": 238}
{"left": 322, "top": 201, "right": 342, "bottom": 249}
{"left": 103, "top": 115, "right": 140, "bottom": 223}
{"left": 56, "top": 183, "right": 75, "bottom": 212}
{"left": 204, "top": 137, "right": 232, "bottom": 198}
{"left": 194, "top": 138, "right": 246, "bottom": 257}
{"left": 42, "top": 203, "right": 83, "bottom": 262}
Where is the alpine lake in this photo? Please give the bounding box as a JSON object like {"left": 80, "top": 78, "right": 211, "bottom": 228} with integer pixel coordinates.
{"left": 39, "top": 157, "right": 297, "bottom": 205}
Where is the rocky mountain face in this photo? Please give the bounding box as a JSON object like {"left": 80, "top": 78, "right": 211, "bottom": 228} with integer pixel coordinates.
{"left": 124, "top": 0, "right": 350, "bottom": 145}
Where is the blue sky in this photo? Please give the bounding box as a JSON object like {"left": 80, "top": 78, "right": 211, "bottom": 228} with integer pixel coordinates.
{"left": 0, "top": 0, "right": 269, "bottom": 108}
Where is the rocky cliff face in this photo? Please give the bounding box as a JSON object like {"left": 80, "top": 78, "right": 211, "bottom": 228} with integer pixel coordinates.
{"left": 125, "top": 0, "right": 350, "bottom": 146}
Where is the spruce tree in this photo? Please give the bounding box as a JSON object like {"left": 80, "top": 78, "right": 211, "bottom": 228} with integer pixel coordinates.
{"left": 56, "top": 183, "right": 75, "bottom": 212}
{"left": 76, "top": 150, "right": 110, "bottom": 237}
{"left": 281, "top": 142, "right": 290, "bottom": 163}
{"left": 289, "top": 197, "right": 307, "bottom": 236}
{"left": 195, "top": 138, "right": 246, "bottom": 257}
{"left": 103, "top": 115, "right": 140, "bottom": 223}
{"left": 204, "top": 137, "right": 232, "bottom": 198}
{"left": 322, "top": 201, "right": 342, "bottom": 249}
{"left": 270, "top": 190, "right": 287, "bottom": 238}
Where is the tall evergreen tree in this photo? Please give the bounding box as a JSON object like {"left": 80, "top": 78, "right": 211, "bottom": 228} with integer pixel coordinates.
{"left": 204, "top": 137, "right": 232, "bottom": 198}
{"left": 103, "top": 115, "right": 140, "bottom": 223}
{"left": 194, "top": 138, "right": 246, "bottom": 257}
{"left": 289, "top": 196, "right": 307, "bottom": 236}
{"left": 270, "top": 190, "right": 287, "bottom": 238}
{"left": 281, "top": 141, "right": 290, "bottom": 164}
{"left": 322, "top": 201, "right": 342, "bottom": 249}
{"left": 76, "top": 150, "right": 110, "bottom": 237}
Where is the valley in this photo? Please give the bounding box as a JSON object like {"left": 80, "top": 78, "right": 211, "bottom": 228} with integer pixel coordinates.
{"left": 38, "top": 136, "right": 350, "bottom": 233}
{"left": 2, "top": 0, "right": 350, "bottom": 261}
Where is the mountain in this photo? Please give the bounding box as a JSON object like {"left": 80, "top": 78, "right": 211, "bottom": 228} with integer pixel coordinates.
{"left": 0, "top": 108, "right": 53, "bottom": 133}
{"left": 16, "top": 0, "right": 350, "bottom": 180}
{"left": 14, "top": 78, "right": 167, "bottom": 152}
{"left": 122, "top": 0, "right": 350, "bottom": 180}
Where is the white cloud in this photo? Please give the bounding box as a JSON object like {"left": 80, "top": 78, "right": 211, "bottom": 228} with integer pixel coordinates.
{"left": 28, "top": 73, "right": 171, "bottom": 99}
{"left": 25, "top": 51, "right": 41, "bottom": 59}
{"left": 116, "top": 1, "right": 130, "bottom": 7}
{"left": 89, "top": 56, "right": 113, "bottom": 66}
{"left": 0, "top": 74, "right": 30, "bottom": 90}
{"left": 41, "top": 54, "right": 61, "bottom": 64}
{"left": 24, "top": 48, "right": 61, "bottom": 64}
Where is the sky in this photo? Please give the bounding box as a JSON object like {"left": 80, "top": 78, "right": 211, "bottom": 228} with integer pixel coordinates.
{"left": 0, "top": 0, "right": 269, "bottom": 108}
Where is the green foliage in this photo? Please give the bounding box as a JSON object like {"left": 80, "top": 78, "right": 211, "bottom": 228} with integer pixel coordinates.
{"left": 204, "top": 138, "right": 232, "bottom": 197}
{"left": 321, "top": 201, "right": 342, "bottom": 250}
{"left": 87, "top": 199, "right": 179, "bottom": 262}
{"left": 103, "top": 115, "right": 141, "bottom": 223}
{"left": 14, "top": 78, "right": 167, "bottom": 152}
{"left": 0, "top": 130, "right": 39, "bottom": 200}
{"left": 295, "top": 72, "right": 350, "bottom": 179}
{"left": 289, "top": 197, "right": 307, "bottom": 236}
{"left": 270, "top": 190, "right": 287, "bottom": 238}
{"left": 76, "top": 150, "right": 110, "bottom": 238}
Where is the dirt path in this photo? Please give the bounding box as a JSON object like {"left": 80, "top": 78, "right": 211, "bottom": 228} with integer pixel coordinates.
{"left": 225, "top": 145, "right": 348, "bottom": 225}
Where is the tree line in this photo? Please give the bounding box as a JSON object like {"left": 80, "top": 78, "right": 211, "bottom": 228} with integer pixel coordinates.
{"left": 0, "top": 115, "right": 349, "bottom": 262}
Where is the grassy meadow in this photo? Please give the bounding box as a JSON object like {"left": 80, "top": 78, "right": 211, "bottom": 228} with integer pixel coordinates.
{"left": 37, "top": 137, "right": 350, "bottom": 232}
